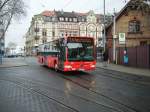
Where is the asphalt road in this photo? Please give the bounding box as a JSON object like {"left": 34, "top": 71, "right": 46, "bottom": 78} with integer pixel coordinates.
{"left": 0, "top": 57, "right": 150, "bottom": 112}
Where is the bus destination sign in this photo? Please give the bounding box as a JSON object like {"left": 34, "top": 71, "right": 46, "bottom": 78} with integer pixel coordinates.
{"left": 67, "top": 37, "right": 92, "bottom": 43}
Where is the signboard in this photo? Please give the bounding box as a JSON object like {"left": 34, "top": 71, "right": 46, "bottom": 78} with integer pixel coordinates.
{"left": 113, "top": 34, "right": 117, "bottom": 39}
{"left": 119, "top": 33, "right": 125, "bottom": 44}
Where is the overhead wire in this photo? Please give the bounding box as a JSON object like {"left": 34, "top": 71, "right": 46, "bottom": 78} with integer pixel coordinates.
{"left": 61, "top": 0, "right": 73, "bottom": 10}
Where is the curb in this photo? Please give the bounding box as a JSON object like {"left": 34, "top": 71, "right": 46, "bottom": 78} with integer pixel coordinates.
{"left": 96, "top": 66, "right": 118, "bottom": 72}
{"left": 96, "top": 66, "right": 150, "bottom": 77}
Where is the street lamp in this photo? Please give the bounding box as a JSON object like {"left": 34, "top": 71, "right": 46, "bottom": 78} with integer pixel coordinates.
{"left": 0, "top": 38, "right": 2, "bottom": 64}
{"left": 103, "top": 0, "right": 106, "bottom": 52}
{"left": 95, "top": 26, "right": 98, "bottom": 47}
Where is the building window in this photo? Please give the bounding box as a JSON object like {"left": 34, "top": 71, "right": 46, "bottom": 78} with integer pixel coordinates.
{"left": 78, "top": 17, "right": 82, "bottom": 22}
{"left": 140, "top": 41, "right": 147, "bottom": 46}
{"left": 69, "top": 18, "right": 72, "bottom": 22}
{"left": 42, "top": 39, "right": 47, "bottom": 44}
{"left": 44, "top": 16, "right": 51, "bottom": 22}
{"left": 52, "top": 31, "right": 55, "bottom": 37}
{"left": 59, "top": 17, "right": 64, "bottom": 21}
{"left": 34, "top": 28, "right": 39, "bottom": 32}
{"left": 128, "top": 20, "right": 140, "bottom": 33}
{"left": 42, "top": 31, "right": 47, "bottom": 36}
{"left": 82, "top": 18, "right": 85, "bottom": 22}
{"left": 42, "top": 29, "right": 47, "bottom": 36}
{"left": 65, "top": 17, "right": 68, "bottom": 21}
{"left": 52, "top": 17, "right": 55, "bottom": 22}
{"left": 73, "top": 18, "right": 77, "bottom": 22}
{"left": 69, "top": 32, "right": 72, "bottom": 36}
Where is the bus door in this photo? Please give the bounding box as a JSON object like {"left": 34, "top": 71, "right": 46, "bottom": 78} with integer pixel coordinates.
{"left": 58, "top": 46, "right": 66, "bottom": 70}
{"left": 44, "top": 55, "right": 48, "bottom": 65}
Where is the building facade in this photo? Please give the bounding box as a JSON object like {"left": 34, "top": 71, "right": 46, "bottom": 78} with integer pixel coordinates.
{"left": 105, "top": 0, "right": 150, "bottom": 68}
{"left": 25, "top": 10, "right": 103, "bottom": 55}
{"left": 106, "top": 0, "right": 150, "bottom": 48}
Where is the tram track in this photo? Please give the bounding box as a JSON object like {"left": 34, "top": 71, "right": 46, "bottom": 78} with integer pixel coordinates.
{"left": 0, "top": 78, "right": 79, "bottom": 112}
{"left": 80, "top": 70, "right": 150, "bottom": 87}
{"left": 97, "top": 68, "right": 150, "bottom": 84}
{"left": 59, "top": 72, "right": 140, "bottom": 112}
{"left": 2, "top": 65, "right": 149, "bottom": 86}
{"left": 1, "top": 58, "right": 149, "bottom": 112}
{"left": 0, "top": 65, "right": 146, "bottom": 112}
{"left": 0, "top": 74, "right": 122, "bottom": 112}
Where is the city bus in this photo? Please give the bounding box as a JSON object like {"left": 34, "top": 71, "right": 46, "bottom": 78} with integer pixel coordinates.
{"left": 38, "top": 36, "right": 96, "bottom": 72}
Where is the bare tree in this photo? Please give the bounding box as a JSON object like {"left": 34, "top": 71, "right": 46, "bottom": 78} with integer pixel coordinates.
{"left": 128, "top": 0, "right": 150, "bottom": 13}
{"left": 0, "top": 0, "right": 26, "bottom": 38}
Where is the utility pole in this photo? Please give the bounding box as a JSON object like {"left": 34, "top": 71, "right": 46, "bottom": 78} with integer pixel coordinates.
{"left": 0, "top": 38, "right": 2, "bottom": 64}
{"left": 0, "top": 36, "right": 4, "bottom": 64}
{"left": 113, "top": 8, "right": 116, "bottom": 63}
{"left": 103, "top": 0, "right": 106, "bottom": 52}
{"left": 0, "top": 20, "right": 4, "bottom": 64}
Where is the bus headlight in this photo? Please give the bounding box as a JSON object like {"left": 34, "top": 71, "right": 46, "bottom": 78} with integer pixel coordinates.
{"left": 64, "top": 65, "right": 72, "bottom": 68}
{"left": 91, "top": 65, "right": 95, "bottom": 68}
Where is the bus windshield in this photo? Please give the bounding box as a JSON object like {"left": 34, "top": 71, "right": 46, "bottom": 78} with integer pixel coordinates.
{"left": 67, "top": 42, "right": 94, "bottom": 61}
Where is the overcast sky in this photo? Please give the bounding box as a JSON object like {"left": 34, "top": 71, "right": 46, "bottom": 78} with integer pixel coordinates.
{"left": 5, "top": 0, "right": 129, "bottom": 47}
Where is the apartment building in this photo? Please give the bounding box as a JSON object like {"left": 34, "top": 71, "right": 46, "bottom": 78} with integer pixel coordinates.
{"left": 25, "top": 10, "right": 103, "bottom": 55}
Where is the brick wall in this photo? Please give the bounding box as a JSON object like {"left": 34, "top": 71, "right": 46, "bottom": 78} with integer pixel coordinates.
{"left": 106, "top": 9, "right": 150, "bottom": 48}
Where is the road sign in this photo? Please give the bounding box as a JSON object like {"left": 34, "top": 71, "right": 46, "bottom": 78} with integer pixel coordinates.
{"left": 113, "top": 34, "right": 117, "bottom": 39}
{"left": 119, "top": 33, "right": 125, "bottom": 44}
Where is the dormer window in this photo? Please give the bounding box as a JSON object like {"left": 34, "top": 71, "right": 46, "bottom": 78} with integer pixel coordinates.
{"left": 52, "top": 17, "right": 55, "bottom": 22}
{"left": 59, "top": 17, "right": 64, "bottom": 21}
{"left": 65, "top": 17, "right": 68, "bottom": 21}
{"left": 82, "top": 18, "right": 85, "bottom": 22}
{"left": 78, "top": 17, "right": 82, "bottom": 22}
{"left": 44, "top": 16, "right": 51, "bottom": 22}
{"left": 69, "top": 18, "right": 72, "bottom": 22}
{"left": 128, "top": 20, "right": 140, "bottom": 33}
{"left": 73, "top": 18, "right": 77, "bottom": 22}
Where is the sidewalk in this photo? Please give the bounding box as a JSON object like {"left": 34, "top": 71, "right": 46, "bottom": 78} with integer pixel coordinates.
{"left": 0, "top": 57, "right": 28, "bottom": 68}
{"left": 96, "top": 62, "right": 150, "bottom": 77}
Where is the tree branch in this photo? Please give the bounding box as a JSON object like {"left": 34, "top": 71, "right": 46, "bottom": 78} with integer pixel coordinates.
{"left": 0, "top": 0, "right": 11, "bottom": 11}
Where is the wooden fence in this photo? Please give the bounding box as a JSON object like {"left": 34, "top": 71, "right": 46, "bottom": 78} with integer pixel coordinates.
{"left": 109, "top": 45, "right": 150, "bottom": 69}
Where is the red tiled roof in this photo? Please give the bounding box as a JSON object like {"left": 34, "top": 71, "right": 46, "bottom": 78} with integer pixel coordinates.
{"left": 41, "top": 10, "right": 56, "bottom": 16}
{"left": 75, "top": 12, "right": 87, "bottom": 16}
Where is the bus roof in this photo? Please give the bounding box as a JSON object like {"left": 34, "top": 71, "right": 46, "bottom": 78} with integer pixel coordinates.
{"left": 38, "top": 36, "right": 94, "bottom": 46}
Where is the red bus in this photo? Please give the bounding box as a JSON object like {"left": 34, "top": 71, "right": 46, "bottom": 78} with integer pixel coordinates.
{"left": 38, "top": 36, "right": 96, "bottom": 72}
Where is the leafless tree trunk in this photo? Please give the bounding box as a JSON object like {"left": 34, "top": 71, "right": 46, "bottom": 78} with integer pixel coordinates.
{"left": 0, "top": 0, "right": 11, "bottom": 11}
